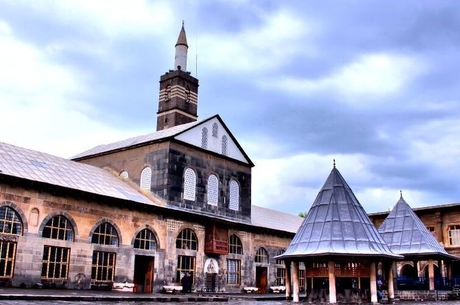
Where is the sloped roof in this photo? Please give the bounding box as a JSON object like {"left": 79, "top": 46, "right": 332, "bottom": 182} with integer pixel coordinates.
{"left": 72, "top": 120, "right": 200, "bottom": 159}
{"left": 72, "top": 115, "right": 254, "bottom": 166}
{"left": 279, "top": 166, "right": 402, "bottom": 259}
{"left": 251, "top": 205, "right": 303, "bottom": 234}
{"left": 378, "top": 194, "right": 458, "bottom": 261}
{"left": 0, "top": 141, "right": 159, "bottom": 206}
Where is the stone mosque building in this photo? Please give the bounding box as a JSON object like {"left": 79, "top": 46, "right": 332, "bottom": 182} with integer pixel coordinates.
{"left": 1, "top": 23, "right": 460, "bottom": 302}
{"left": 0, "top": 23, "right": 302, "bottom": 293}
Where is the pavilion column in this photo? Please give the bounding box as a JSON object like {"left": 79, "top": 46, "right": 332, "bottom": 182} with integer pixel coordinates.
{"left": 285, "top": 260, "right": 292, "bottom": 300}
{"left": 428, "top": 259, "right": 435, "bottom": 290}
{"left": 292, "top": 261, "right": 300, "bottom": 302}
{"left": 370, "top": 261, "right": 377, "bottom": 304}
{"left": 328, "top": 261, "right": 337, "bottom": 304}
{"left": 387, "top": 262, "right": 395, "bottom": 302}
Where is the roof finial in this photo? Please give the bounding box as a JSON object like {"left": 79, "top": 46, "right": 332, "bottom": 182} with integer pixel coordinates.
{"left": 400, "top": 190, "right": 403, "bottom": 199}
{"left": 182, "top": 20, "right": 184, "bottom": 28}
{"left": 333, "top": 159, "right": 336, "bottom": 168}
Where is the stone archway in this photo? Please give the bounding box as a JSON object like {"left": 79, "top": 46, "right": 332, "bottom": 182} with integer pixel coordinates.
{"left": 204, "top": 258, "right": 219, "bottom": 292}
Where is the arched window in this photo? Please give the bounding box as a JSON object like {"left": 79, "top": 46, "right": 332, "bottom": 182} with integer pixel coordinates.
{"left": 42, "top": 215, "right": 74, "bottom": 241}
{"left": 183, "top": 168, "right": 196, "bottom": 201}
{"left": 255, "top": 247, "right": 269, "bottom": 263}
{"left": 229, "top": 180, "right": 239, "bottom": 211}
{"left": 0, "top": 206, "right": 22, "bottom": 279}
{"left": 212, "top": 123, "right": 218, "bottom": 137}
{"left": 201, "top": 127, "right": 208, "bottom": 149}
{"left": 140, "top": 167, "right": 152, "bottom": 191}
{"left": 176, "top": 228, "right": 198, "bottom": 250}
{"left": 229, "top": 234, "right": 243, "bottom": 255}
{"left": 0, "top": 206, "right": 22, "bottom": 235}
{"left": 134, "top": 228, "right": 157, "bottom": 250}
{"left": 91, "top": 222, "right": 119, "bottom": 246}
{"left": 207, "top": 174, "right": 218, "bottom": 205}
{"left": 221, "top": 135, "right": 228, "bottom": 155}
{"left": 120, "top": 170, "right": 128, "bottom": 178}
{"left": 165, "top": 84, "right": 171, "bottom": 101}
{"left": 275, "top": 249, "right": 285, "bottom": 264}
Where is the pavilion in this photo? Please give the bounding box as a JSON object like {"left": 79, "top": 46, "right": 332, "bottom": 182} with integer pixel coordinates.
{"left": 378, "top": 193, "right": 458, "bottom": 293}
{"left": 276, "top": 164, "right": 402, "bottom": 303}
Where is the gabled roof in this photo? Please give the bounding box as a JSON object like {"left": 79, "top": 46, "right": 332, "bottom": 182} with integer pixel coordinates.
{"left": 0, "top": 141, "right": 159, "bottom": 206}
{"left": 378, "top": 194, "right": 458, "bottom": 261}
{"left": 279, "top": 166, "right": 402, "bottom": 259}
{"left": 72, "top": 115, "right": 254, "bottom": 166}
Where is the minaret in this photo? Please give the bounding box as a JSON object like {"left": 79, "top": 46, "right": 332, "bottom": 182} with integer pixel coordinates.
{"left": 156, "top": 22, "right": 199, "bottom": 131}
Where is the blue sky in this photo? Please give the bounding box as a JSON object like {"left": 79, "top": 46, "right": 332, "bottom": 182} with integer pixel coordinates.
{"left": 1, "top": 0, "right": 460, "bottom": 215}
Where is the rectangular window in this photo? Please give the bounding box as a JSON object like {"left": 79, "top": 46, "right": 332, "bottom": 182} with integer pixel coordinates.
{"left": 41, "top": 246, "right": 70, "bottom": 280}
{"left": 299, "top": 269, "right": 305, "bottom": 291}
{"left": 0, "top": 241, "right": 16, "bottom": 278}
{"left": 176, "top": 255, "right": 195, "bottom": 284}
{"left": 426, "top": 226, "right": 437, "bottom": 239}
{"left": 227, "top": 259, "right": 241, "bottom": 285}
{"left": 276, "top": 267, "right": 285, "bottom": 286}
{"left": 449, "top": 225, "right": 460, "bottom": 246}
{"left": 91, "top": 251, "right": 116, "bottom": 283}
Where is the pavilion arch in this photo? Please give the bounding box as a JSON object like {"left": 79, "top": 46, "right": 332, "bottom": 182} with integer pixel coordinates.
{"left": 38, "top": 211, "right": 78, "bottom": 239}
{"left": 132, "top": 226, "right": 160, "bottom": 250}
{"left": 0, "top": 201, "right": 28, "bottom": 234}
{"left": 89, "top": 218, "right": 123, "bottom": 246}
{"left": 399, "top": 262, "right": 418, "bottom": 277}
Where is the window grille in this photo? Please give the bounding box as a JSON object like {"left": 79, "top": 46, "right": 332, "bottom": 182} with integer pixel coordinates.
{"left": 176, "top": 229, "right": 198, "bottom": 250}
{"left": 140, "top": 167, "right": 152, "bottom": 191}
{"left": 0, "top": 206, "right": 22, "bottom": 235}
{"left": 201, "top": 127, "right": 208, "bottom": 149}
{"left": 221, "top": 135, "right": 228, "bottom": 155}
{"left": 41, "top": 246, "right": 70, "bottom": 281}
{"left": 183, "top": 168, "right": 196, "bottom": 201}
{"left": 212, "top": 123, "right": 218, "bottom": 137}
{"left": 91, "top": 251, "right": 116, "bottom": 283}
{"left": 255, "top": 247, "right": 268, "bottom": 263}
{"left": 134, "top": 229, "right": 156, "bottom": 250}
{"left": 207, "top": 174, "right": 218, "bottom": 205}
{"left": 276, "top": 267, "right": 285, "bottom": 286}
{"left": 176, "top": 255, "right": 195, "bottom": 284}
{"left": 227, "top": 259, "right": 241, "bottom": 285}
{"left": 91, "top": 222, "right": 119, "bottom": 246}
{"left": 449, "top": 225, "right": 460, "bottom": 245}
{"left": 42, "top": 215, "right": 74, "bottom": 241}
{"left": 229, "top": 180, "right": 239, "bottom": 211}
{"left": 0, "top": 241, "right": 16, "bottom": 278}
{"left": 299, "top": 269, "right": 305, "bottom": 290}
{"left": 229, "top": 234, "right": 243, "bottom": 255}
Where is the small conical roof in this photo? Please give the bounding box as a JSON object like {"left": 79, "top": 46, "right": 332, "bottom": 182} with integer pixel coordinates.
{"left": 378, "top": 193, "right": 458, "bottom": 261}
{"left": 175, "top": 21, "right": 188, "bottom": 47}
{"left": 279, "top": 165, "right": 401, "bottom": 259}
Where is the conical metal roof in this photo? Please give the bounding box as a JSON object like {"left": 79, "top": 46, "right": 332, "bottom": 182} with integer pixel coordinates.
{"left": 175, "top": 21, "right": 188, "bottom": 47}
{"left": 279, "top": 165, "right": 401, "bottom": 259}
{"left": 378, "top": 194, "right": 458, "bottom": 261}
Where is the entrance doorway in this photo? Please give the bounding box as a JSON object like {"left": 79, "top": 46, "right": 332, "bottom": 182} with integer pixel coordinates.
{"left": 134, "top": 255, "right": 154, "bottom": 293}
{"left": 256, "top": 266, "right": 268, "bottom": 293}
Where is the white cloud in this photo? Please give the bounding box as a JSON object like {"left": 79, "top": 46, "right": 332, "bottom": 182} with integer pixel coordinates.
{"left": 262, "top": 53, "right": 425, "bottom": 103}
{"left": 0, "top": 18, "right": 138, "bottom": 158}
{"left": 198, "top": 8, "right": 312, "bottom": 73}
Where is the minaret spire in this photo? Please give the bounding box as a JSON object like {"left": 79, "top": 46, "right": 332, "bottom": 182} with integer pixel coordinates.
{"left": 174, "top": 21, "right": 188, "bottom": 71}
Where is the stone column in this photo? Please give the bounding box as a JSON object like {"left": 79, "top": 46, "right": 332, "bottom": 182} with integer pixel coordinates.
{"left": 370, "top": 261, "right": 377, "bottom": 303}
{"left": 293, "top": 261, "right": 300, "bottom": 302}
{"left": 285, "top": 260, "right": 291, "bottom": 300}
{"left": 328, "top": 261, "right": 337, "bottom": 304}
{"left": 428, "top": 259, "right": 435, "bottom": 290}
{"left": 387, "top": 262, "right": 395, "bottom": 302}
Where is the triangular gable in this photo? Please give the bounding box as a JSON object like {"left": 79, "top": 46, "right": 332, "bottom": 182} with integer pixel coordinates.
{"left": 174, "top": 115, "right": 254, "bottom": 166}
{"left": 378, "top": 195, "right": 457, "bottom": 260}
{"left": 280, "top": 166, "right": 401, "bottom": 259}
